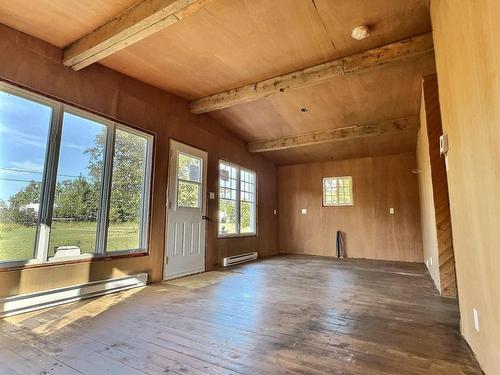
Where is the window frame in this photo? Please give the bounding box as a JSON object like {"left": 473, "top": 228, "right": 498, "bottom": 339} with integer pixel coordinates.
{"left": 217, "top": 160, "right": 257, "bottom": 238}
{"left": 104, "top": 124, "right": 154, "bottom": 255}
{"left": 0, "top": 82, "right": 154, "bottom": 269}
{"left": 322, "top": 176, "right": 354, "bottom": 207}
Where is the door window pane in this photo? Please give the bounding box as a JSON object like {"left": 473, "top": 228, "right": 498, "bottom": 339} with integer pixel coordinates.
{"left": 177, "top": 153, "right": 202, "bottom": 208}
{"left": 0, "top": 91, "right": 51, "bottom": 262}
{"left": 178, "top": 153, "right": 201, "bottom": 182}
{"left": 48, "top": 112, "right": 106, "bottom": 257}
{"left": 107, "top": 128, "right": 149, "bottom": 252}
{"left": 177, "top": 181, "right": 201, "bottom": 208}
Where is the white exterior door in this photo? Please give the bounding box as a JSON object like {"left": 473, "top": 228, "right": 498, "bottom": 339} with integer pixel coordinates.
{"left": 164, "top": 140, "right": 207, "bottom": 280}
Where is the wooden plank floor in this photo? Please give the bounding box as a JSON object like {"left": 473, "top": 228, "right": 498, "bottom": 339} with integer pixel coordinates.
{"left": 0, "top": 255, "right": 482, "bottom": 374}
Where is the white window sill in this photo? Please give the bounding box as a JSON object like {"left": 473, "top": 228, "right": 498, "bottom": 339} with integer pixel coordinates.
{"left": 47, "top": 253, "right": 94, "bottom": 263}
{"left": 323, "top": 203, "right": 354, "bottom": 207}
{"left": 0, "top": 259, "right": 44, "bottom": 269}
{"left": 217, "top": 233, "right": 257, "bottom": 239}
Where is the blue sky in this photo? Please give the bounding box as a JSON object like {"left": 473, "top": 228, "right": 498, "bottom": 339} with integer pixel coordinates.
{"left": 0, "top": 91, "right": 105, "bottom": 201}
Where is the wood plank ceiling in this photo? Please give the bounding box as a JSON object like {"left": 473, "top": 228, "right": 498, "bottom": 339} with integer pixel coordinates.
{"left": 0, "top": 0, "right": 434, "bottom": 165}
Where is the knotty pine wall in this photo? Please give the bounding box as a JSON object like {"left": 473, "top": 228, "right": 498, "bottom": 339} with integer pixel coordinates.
{"left": 0, "top": 24, "right": 278, "bottom": 297}
{"left": 278, "top": 152, "right": 423, "bottom": 262}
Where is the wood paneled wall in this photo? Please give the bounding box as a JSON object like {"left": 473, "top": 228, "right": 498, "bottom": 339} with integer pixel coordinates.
{"left": 431, "top": 0, "right": 500, "bottom": 373}
{"left": 278, "top": 153, "right": 423, "bottom": 262}
{"left": 422, "top": 74, "right": 457, "bottom": 298}
{"left": 0, "top": 24, "right": 278, "bottom": 298}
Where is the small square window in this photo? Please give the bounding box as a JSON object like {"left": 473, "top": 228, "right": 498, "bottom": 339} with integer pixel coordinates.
{"left": 323, "top": 176, "right": 353, "bottom": 206}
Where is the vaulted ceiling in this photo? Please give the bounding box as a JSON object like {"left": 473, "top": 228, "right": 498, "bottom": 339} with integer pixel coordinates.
{"left": 0, "top": 0, "right": 434, "bottom": 165}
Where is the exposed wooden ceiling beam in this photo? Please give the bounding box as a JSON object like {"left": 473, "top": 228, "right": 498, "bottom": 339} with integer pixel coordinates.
{"left": 190, "top": 33, "right": 434, "bottom": 114}
{"left": 247, "top": 116, "right": 419, "bottom": 153}
{"left": 63, "top": 0, "right": 212, "bottom": 70}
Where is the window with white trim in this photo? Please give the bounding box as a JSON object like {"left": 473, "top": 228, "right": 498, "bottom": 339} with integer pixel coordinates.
{"left": 0, "top": 83, "right": 153, "bottom": 266}
{"left": 323, "top": 176, "right": 353, "bottom": 206}
{"left": 218, "top": 161, "right": 256, "bottom": 237}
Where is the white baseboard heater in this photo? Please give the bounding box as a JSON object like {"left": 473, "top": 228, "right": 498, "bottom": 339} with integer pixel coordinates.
{"left": 223, "top": 252, "right": 258, "bottom": 267}
{"left": 0, "top": 273, "right": 147, "bottom": 318}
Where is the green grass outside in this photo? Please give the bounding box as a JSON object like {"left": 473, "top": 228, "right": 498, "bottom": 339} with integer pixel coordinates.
{"left": 218, "top": 223, "right": 254, "bottom": 236}
{"left": 0, "top": 221, "right": 140, "bottom": 262}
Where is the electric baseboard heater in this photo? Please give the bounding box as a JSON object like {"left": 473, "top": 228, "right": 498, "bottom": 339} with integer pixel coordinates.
{"left": 0, "top": 273, "right": 147, "bottom": 318}
{"left": 223, "top": 252, "right": 258, "bottom": 267}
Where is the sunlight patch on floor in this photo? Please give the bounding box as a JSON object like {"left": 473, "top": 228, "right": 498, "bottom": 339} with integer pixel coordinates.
{"left": 4, "top": 287, "right": 144, "bottom": 336}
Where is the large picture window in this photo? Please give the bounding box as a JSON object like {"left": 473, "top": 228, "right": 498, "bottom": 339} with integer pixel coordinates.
{"left": 218, "top": 161, "right": 256, "bottom": 237}
{"left": 0, "top": 83, "right": 153, "bottom": 267}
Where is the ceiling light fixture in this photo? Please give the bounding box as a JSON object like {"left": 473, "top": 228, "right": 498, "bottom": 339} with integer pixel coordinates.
{"left": 351, "top": 25, "right": 370, "bottom": 40}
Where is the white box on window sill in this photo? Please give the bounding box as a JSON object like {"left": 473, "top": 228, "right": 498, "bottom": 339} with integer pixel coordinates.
{"left": 53, "top": 246, "right": 81, "bottom": 258}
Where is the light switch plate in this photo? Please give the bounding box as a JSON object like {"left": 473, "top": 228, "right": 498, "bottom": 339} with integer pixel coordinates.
{"left": 209, "top": 192, "right": 215, "bottom": 199}
{"left": 273, "top": 209, "right": 277, "bottom": 215}
{"left": 439, "top": 134, "right": 449, "bottom": 155}
{"left": 301, "top": 208, "right": 307, "bottom": 215}
{"left": 389, "top": 207, "right": 395, "bottom": 214}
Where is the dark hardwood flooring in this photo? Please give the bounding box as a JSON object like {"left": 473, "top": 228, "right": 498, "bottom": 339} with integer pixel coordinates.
{"left": 0, "top": 255, "right": 482, "bottom": 374}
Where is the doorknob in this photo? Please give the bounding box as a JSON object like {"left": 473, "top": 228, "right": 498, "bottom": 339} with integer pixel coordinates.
{"left": 201, "top": 215, "right": 208, "bottom": 220}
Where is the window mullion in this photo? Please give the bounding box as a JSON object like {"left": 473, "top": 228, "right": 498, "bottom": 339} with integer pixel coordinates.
{"left": 335, "top": 178, "right": 339, "bottom": 204}
{"left": 95, "top": 123, "right": 116, "bottom": 255}
{"left": 236, "top": 168, "right": 241, "bottom": 234}
{"left": 35, "top": 103, "right": 63, "bottom": 262}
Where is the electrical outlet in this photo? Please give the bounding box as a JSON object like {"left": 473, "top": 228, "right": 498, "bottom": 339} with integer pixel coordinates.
{"left": 273, "top": 209, "right": 277, "bottom": 215}
{"left": 473, "top": 308, "right": 480, "bottom": 332}
{"left": 389, "top": 207, "right": 395, "bottom": 214}
{"left": 301, "top": 208, "right": 307, "bottom": 215}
